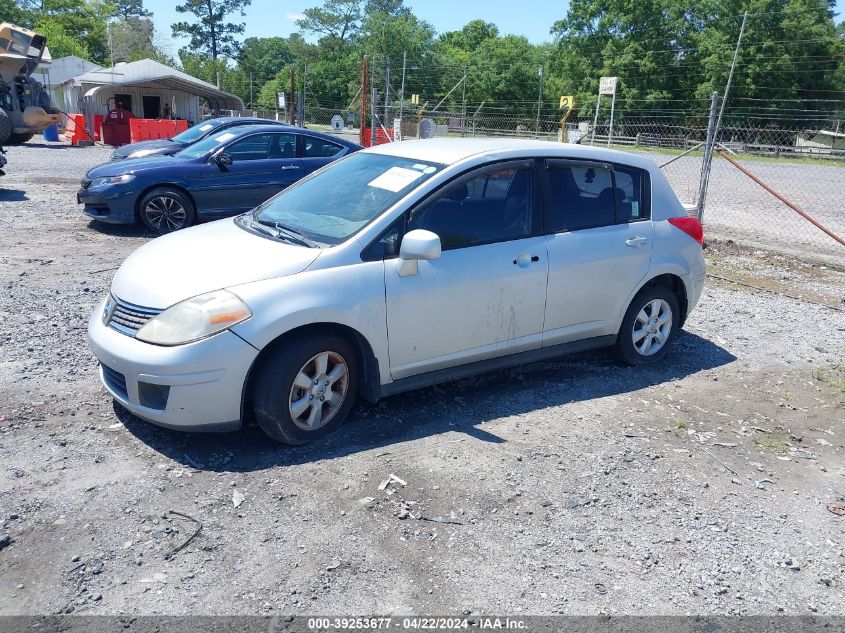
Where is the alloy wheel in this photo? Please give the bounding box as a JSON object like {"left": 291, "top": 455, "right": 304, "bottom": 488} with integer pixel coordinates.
{"left": 288, "top": 351, "right": 349, "bottom": 431}
{"left": 144, "top": 196, "right": 187, "bottom": 232}
{"left": 632, "top": 298, "right": 672, "bottom": 356}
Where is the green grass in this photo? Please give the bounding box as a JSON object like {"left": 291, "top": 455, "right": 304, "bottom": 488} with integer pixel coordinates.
{"left": 813, "top": 364, "right": 845, "bottom": 392}
{"left": 755, "top": 431, "right": 791, "bottom": 455}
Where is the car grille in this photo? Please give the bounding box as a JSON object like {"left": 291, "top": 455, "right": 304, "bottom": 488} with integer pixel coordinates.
{"left": 101, "top": 363, "right": 128, "bottom": 399}
{"left": 106, "top": 296, "right": 162, "bottom": 337}
{"left": 80, "top": 177, "right": 91, "bottom": 189}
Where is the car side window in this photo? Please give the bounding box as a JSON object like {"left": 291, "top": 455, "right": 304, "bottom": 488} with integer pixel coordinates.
{"left": 545, "top": 162, "right": 616, "bottom": 232}
{"left": 303, "top": 137, "right": 344, "bottom": 158}
{"left": 613, "top": 165, "right": 649, "bottom": 222}
{"left": 225, "top": 134, "right": 275, "bottom": 161}
{"left": 268, "top": 133, "right": 297, "bottom": 159}
{"left": 407, "top": 162, "right": 534, "bottom": 250}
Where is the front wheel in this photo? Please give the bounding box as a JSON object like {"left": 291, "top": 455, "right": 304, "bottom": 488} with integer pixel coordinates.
{"left": 614, "top": 285, "right": 680, "bottom": 365}
{"left": 138, "top": 188, "right": 196, "bottom": 234}
{"left": 253, "top": 334, "right": 359, "bottom": 444}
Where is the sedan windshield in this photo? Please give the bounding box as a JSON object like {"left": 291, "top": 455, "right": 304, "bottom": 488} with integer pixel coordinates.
{"left": 174, "top": 129, "right": 241, "bottom": 159}
{"left": 251, "top": 153, "right": 443, "bottom": 245}
{"left": 171, "top": 119, "right": 222, "bottom": 144}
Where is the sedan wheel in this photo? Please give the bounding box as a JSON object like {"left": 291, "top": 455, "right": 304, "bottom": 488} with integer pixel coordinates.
{"left": 138, "top": 187, "right": 196, "bottom": 234}
{"left": 144, "top": 196, "right": 187, "bottom": 232}
{"left": 632, "top": 298, "right": 672, "bottom": 356}
{"left": 288, "top": 351, "right": 350, "bottom": 431}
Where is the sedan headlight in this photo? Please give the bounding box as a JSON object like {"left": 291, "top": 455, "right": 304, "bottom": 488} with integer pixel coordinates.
{"left": 136, "top": 290, "right": 252, "bottom": 346}
{"left": 90, "top": 174, "right": 136, "bottom": 187}
{"left": 128, "top": 148, "right": 161, "bottom": 159}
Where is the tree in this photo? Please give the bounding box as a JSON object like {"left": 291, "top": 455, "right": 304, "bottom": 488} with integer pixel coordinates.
{"left": 237, "top": 37, "right": 294, "bottom": 86}
{"left": 172, "top": 0, "right": 251, "bottom": 60}
{"left": 23, "top": 0, "right": 115, "bottom": 63}
{"left": 296, "top": 0, "right": 361, "bottom": 49}
{"left": 364, "top": 0, "right": 410, "bottom": 17}
{"left": 109, "top": 16, "right": 155, "bottom": 62}
{"left": 112, "top": 0, "right": 152, "bottom": 19}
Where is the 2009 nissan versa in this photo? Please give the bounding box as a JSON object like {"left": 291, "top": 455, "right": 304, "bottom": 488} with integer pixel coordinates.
{"left": 88, "top": 139, "right": 706, "bottom": 445}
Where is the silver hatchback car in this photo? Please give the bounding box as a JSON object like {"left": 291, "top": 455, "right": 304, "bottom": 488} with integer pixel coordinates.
{"left": 88, "top": 139, "right": 705, "bottom": 444}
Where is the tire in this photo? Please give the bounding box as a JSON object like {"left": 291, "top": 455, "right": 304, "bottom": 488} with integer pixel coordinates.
{"left": 0, "top": 109, "right": 10, "bottom": 145}
{"left": 614, "top": 285, "right": 680, "bottom": 365}
{"left": 138, "top": 187, "right": 196, "bottom": 234}
{"left": 8, "top": 132, "right": 33, "bottom": 145}
{"left": 253, "top": 333, "right": 359, "bottom": 445}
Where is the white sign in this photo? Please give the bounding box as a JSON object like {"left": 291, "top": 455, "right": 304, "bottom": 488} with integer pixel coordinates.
{"left": 393, "top": 117, "right": 402, "bottom": 141}
{"left": 368, "top": 166, "right": 424, "bottom": 192}
{"left": 276, "top": 92, "right": 286, "bottom": 109}
{"left": 331, "top": 114, "right": 344, "bottom": 131}
{"left": 599, "top": 76, "right": 618, "bottom": 95}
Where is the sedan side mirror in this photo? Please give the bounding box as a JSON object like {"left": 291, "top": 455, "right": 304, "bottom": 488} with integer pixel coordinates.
{"left": 214, "top": 152, "right": 233, "bottom": 167}
{"left": 398, "top": 229, "right": 441, "bottom": 277}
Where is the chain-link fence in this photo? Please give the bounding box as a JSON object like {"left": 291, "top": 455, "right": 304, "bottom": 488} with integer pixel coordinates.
{"left": 232, "top": 102, "right": 845, "bottom": 264}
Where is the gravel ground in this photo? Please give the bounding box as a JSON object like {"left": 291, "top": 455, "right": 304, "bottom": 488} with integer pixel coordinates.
{"left": 1, "top": 141, "right": 844, "bottom": 617}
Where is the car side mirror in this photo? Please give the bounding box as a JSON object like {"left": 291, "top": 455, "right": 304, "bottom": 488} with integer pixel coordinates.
{"left": 214, "top": 152, "right": 233, "bottom": 167}
{"left": 398, "top": 229, "right": 441, "bottom": 277}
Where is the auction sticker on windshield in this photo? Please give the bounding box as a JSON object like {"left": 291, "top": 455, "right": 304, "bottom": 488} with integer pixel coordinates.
{"left": 368, "top": 166, "right": 425, "bottom": 192}
{"left": 214, "top": 132, "right": 237, "bottom": 143}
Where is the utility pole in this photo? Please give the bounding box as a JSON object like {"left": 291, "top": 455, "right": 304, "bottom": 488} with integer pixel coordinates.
{"left": 250, "top": 72, "right": 253, "bottom": 112}
{"left": 715, "top": 10, "right": 748, "bottom": 140}
{"left": 398, "top": 51, "right": 406, "bottom": 141}
{"left": 371, "top": 87, "right": 377, "bottom": 147}
{"left": 289, "top": 66, "right": 296, "bottom": 125}
{"left": 461, "top": 62, "right": 467, "bottom": 137}
{"left": 536, "top": 63, "right": 544, "bottom": 134}
{"left": 698, "top": 91, "right": 720, "bottom": 221}
{"left": 384, "top": 57, "right": 390, "bottom": 137}
{"left": 360, "top": 55, "right": 368, "bottom": 146}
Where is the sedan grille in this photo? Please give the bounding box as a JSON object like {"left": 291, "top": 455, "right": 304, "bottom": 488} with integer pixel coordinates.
{"left": 106, "top": 296, "right": 162, "bottom": 337}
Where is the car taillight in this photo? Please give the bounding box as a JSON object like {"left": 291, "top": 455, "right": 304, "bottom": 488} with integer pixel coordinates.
{"left": 668, "top": 216, "right": 703, "bottom": 245}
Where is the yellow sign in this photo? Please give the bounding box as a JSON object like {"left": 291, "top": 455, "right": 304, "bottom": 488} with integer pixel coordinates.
{"left": 411, "top": 94, "right": 420, "bottom": 105}
{"left": 559, "top": 95, "right": 574, "bottom": 110}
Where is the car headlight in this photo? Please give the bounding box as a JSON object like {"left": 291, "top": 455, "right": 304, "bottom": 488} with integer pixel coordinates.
{"left": 128, "top": 148, "right": 160, "bottom": 158}
{"left": 90, "top": 174, "right": 136, "bottom": 187}
{"left": 135, "top": 290, "right": 252, "bottom": 346}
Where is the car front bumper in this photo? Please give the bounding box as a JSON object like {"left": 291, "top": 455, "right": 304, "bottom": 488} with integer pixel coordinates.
{"left": 88, "top": 296, "right": 260, "bottom": 431}
{"left": 78, "top": 186, "right": 138, "bottom": 224}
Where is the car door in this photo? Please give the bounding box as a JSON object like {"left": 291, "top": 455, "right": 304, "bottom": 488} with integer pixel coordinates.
{"left": 541, "top": 159, "right": 654, "bottom": 345}
{"left": 262, "top": 131, "right": 305, "bottom": 197}
{"left": 297, "top": 135, "right": 347, "bottom": 176}
{"left": 198, "top": 132, "right": 283, "bottom": 214}
{"left": 383, "top": 160, "right": 548, "bottom": 380}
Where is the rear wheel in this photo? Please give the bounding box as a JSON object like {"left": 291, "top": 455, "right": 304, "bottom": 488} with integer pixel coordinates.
{"left": 614, "top": 285, "right": 680, "bottom": 365}
{"left": 8, "top": 132, "right": 33, "bottom": 145}
{"left": 138, "top": 187, "right": 196, "bottom": 234}
{"left": 0, "top": 109, "right": 10, "bottom": 145}
{"left": 253, "top": 333, "right": 359, "bottom": 445}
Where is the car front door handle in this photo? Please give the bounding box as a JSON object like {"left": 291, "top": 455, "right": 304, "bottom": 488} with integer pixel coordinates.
{"left": 280, "top": 165, "right": 301, "bottom": 170}
{"left": 625, "top": 236, "right": 648, "bottom": 247}
{"left": 513, "top": 254, "right": 541, "bottom": 267}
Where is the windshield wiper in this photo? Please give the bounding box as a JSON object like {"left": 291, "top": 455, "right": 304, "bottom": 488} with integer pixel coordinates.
{"left": 252, "top": 218, "right": 319, "bottom": 247}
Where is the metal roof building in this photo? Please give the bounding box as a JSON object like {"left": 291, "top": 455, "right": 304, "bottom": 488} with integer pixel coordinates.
{"left": 61, "top": 58, "right": 243, "bottom": 126}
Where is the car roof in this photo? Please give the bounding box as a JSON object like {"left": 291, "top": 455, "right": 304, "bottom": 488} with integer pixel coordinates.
{"left": 214, "top": 117, "right": 288, "bottom": 125}
{"left": 363, "top": 138, "right": 657, "bottom": 171}
{"left": 214, "top": 124, "right": 361, "bottom": 148}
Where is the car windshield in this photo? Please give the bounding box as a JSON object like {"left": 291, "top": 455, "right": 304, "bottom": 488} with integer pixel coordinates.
{"left": 171, "top": 119, "right": 223, "bottom": 144}
{"left": 251, "top": 153, "right": 443, "bottom": 245}
{"left": 173, "top": 129, "right": 242, "bottom": 159}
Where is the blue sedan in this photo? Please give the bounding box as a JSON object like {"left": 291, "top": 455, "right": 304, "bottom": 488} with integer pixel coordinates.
{"left": 78, "top": 125, "right": 361, "bottom": 233}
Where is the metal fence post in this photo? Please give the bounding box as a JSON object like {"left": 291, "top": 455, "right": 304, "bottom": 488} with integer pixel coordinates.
{"left": 697, "top": 91, "right": 720, "bottom": 220}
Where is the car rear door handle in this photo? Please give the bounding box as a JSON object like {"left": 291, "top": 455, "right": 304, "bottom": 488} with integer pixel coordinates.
{"left": 625, "top": 236, "right": 648, "bottom": 247}
{"left": 513, "top": 254, "right": 541, "bottom": 267}
{"left": 280, "top": 165, "right": 301, "bottom": 170}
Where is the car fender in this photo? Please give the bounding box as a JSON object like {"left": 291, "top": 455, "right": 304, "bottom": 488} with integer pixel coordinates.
{"left": 227, "top": 260, "right": 390, "bottom": 385}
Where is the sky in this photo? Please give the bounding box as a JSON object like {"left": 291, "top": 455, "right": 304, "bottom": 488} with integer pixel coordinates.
{"left": 145, "top": 0, "right": 844, "bottom": 58}
{"left": 144, "top": 0, "right": 573, "bottom": 56}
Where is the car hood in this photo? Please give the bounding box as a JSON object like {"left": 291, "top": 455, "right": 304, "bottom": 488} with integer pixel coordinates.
{"left": 87, "top": 155, "right": 185, "bottom": 178}
{"left": 110, "top": 218, "right": 321, "bottom": 308}
{"left": 112, "top": 139, "right": 182, "bottom": 159}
